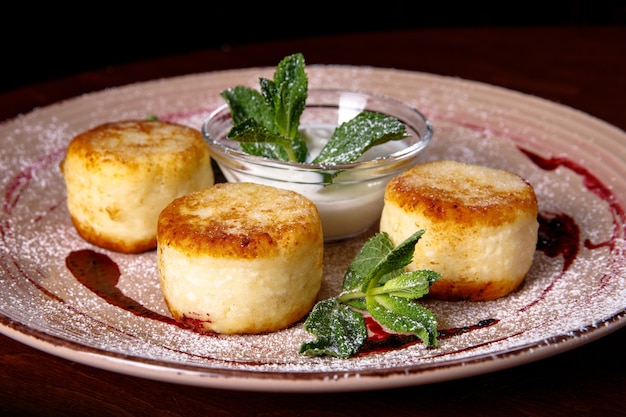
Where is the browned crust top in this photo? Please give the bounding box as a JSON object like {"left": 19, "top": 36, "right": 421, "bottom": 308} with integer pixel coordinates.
{"left": 385, "top": 160, "right": 538, "bottom": 226}
{"left": 157, "top": 183, "right": 323, "bottom": 259}
{"left": 62, "top": 119, "right": 209, "bottom": 169}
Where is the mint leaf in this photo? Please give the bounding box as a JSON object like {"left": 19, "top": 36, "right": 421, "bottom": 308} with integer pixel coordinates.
{"left": 342, "top": 232, "right": 395, "bottom": 292}
{"left": 342, "top": 297, "right": 367, "bottom": 311}
{"left": 299, "top": 298, "right": 368, "bottom": 358}
{"left": 221, "top": 86, "right": 291, "bottom": 160}
{"left": 312, "top": 112, "right": 408, "bottom": 165}
{"left": 366, "top": 294, "right": 438, "bottom": 347}
{"left": 221, "top": 86, "right": 274, "bottom": 128}
{"left": 342, "top": 230, "right": 425, "bottom": 294}
{"left": 227, "top": 119, "right": 298, "bottom": 161}
{"left": 221, "top": 53, "right": 308, "bottom": 162}
{"left": 372, "top": 229, "right": 425, "bottom": 278}
{"left": 261, "top": 53, "right": 307, "bottom": 140}
{"left": 370, "top": 269, "right": 440, "bottom": 299}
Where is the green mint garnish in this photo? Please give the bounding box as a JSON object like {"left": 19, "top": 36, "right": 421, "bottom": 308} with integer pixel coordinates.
{"left": 297, "top": 298, "right": 368, "bottom": 358}
{"left": 220, "top": 53, "right": 409, "bottom": 166}
{"left": 221, "top": 53, "right": 308, "bottom": 162}
{"left": 299, "top": 230, "right": 440, "bottom": 358}
{"left": 311, "top": 112, "right": 408, "bottom": 165}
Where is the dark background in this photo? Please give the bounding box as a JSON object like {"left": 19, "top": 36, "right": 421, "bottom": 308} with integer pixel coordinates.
{"left": 2, "top": 1, "right": 625, "bottom": 93}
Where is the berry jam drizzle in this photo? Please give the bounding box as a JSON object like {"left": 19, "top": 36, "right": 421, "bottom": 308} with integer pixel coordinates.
{"left": 521, "top": 147, "right": 625, "bottom": 290}
{"left": 358, "top": 317, "right": 501, "bottom": 356}
{"left": 537, "top": 213, "right": 580, "bottom": 273}
{"left": 520, "top": 148, "right": 624, "bottom": 253}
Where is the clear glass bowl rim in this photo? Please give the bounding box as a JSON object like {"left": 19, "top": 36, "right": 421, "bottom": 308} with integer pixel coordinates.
{"left": 201, "top": 88, "right": 434, "bottom": 172}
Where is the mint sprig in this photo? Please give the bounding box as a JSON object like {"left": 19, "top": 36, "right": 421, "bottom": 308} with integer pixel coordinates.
{"left": 220, "top": 53, "right": 308, "bottom": 162}
{"left": 220, "top": 53, "right": 408, "bottom": 166}
{"left": 299, "top": 231, "right": 440, "bottom": 358}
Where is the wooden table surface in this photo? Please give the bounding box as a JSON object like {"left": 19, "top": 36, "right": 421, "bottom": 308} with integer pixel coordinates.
{"left": 1, "top": 26, "right": 625, "bottom": 417}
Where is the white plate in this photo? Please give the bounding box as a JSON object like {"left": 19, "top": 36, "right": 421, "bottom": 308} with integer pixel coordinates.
{"left": 1, "top": 66, "right": 625, "bottom": 393}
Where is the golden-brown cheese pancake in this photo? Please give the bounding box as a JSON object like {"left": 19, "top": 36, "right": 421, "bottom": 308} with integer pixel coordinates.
{"left": 380, "top": 160, "right": 538, "bottom": 301}
{"left": 157, "top": 182, "right": 324, "bottom": 334}
{"left": 60, "top": 119, "right": 214, "bottom": 253}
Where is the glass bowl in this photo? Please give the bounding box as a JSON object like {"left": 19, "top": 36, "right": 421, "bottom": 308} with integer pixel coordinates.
{"left": 201, "top": 88, "right": 434, "bottom": 241}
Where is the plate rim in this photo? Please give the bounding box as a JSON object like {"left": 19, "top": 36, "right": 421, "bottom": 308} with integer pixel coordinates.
{"left": 1, "top": 65, "right": 626, "bottom": 392}
{"left": 2, "top": 309, "right": 624, "bottom": 392}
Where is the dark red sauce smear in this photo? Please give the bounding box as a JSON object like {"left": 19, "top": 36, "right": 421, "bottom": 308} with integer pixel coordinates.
{"left": 358, "top": 317, "right": 500, "bottom": 356}
{"left": 521, "top": 149, "right": 617, "bottom": 208}
{"left": 521, "top": 147, "right": 624, "bottom": 253}
{"left": 521, "top": 147, "right": 625, "bottom": 292}
{"left": 537, "top": 213, "right": 580, "bottom": 272}
{"left": 65, "top": 249, "right": 184, "bottom": 328}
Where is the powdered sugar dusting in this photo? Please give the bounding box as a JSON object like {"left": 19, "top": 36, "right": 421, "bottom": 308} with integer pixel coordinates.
{"left": 1, "top": 67, "right": 625, "bottom": 391}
